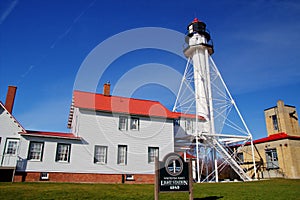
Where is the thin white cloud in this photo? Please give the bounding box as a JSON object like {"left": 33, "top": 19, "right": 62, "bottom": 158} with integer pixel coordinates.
{"left": 50, "top": 0, "right": 97, "bottom": 49}
{"left": 0, "top": 0, "right": 18, "bottom": 25}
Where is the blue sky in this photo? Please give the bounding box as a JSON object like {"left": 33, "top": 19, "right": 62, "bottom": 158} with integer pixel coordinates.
{"left": 0, "top": 0, "right": 299, "bottom": 139}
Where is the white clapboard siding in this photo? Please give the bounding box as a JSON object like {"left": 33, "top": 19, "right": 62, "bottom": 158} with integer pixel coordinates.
{"left": 20, "top": 108, "right": 174, "bottom": 174}
{"left": 18, "top": 136, "right": 83, "bottom": 172}
{"left": 72, "top": 109, "right": 174, "bottom": 174}
{"left": 0, "top": 104, "right": 23, "bottom": 167}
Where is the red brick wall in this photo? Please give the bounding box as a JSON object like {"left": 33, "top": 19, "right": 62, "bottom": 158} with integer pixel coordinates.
{"left": 125, "top": 174, "right": 155, "bottom": 184}
{"left": 14, "top": 172, "right": 154, "bottom": 184}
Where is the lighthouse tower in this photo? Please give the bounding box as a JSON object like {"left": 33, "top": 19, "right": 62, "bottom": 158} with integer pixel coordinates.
{"left": 173, "top": 18, "right": 257, "bottom": 182}
{"left": 184, "top": 18, "right": 214, "bottom": 133}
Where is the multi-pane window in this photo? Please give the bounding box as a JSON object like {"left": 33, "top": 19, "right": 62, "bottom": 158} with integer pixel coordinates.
{"left": 119, "top": 116, "right": 128, "bottom": 130}
{"left": 148, "top": 147, "right": 159, "bottom": 163}
{"left": 236, "top": 152, "right": 244, "bottom": 164}
{"left": 94, "top": 145, "right": 108, "bottom": 164}
{"left": 265, "top": 148, "right": 279, "bottom": 169}
{"left": 185, "top": 119, "right": 193, "bottom": 131}
{"left": 56, "top": 143, "right": 71, "bottom": 162}
{"left": 130, "top": 117, "right": 139, "bottom": 130}
{"left": 125, "top": 174, "right": 135, "bottom": 181}
{"left": 28, "top": 142, "right": 44, "bottom": 161}
{"left": 6, "top": 141, "right": 18, "bottom": 154}
{"left": 272, "top": 115, "right": 278, "bottom": 130}
{"left": 117, "top": 145, "right": 127, "bottom": 165}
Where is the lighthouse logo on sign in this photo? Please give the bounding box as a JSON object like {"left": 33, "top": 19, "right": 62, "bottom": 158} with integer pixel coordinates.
{"left": 165, "top": 154, "right": 184, "bottom": 176}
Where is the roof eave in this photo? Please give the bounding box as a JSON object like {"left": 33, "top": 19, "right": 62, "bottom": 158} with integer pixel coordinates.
{"left": 20, "top": 132, "right": 81, "bottom": 140}
{"left": 77, "top": 107, "right": 176, "bottom": 119}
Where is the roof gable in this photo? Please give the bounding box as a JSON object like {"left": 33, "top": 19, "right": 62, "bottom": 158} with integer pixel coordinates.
{"left": 0, "top": 101, "right": 26, "bottom": 133}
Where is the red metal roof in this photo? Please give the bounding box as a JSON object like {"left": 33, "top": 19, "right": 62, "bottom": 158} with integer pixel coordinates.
{"left": 21, "top": 130, "right": 81, "bottom": 140}
{"left": 73, "top": 90, "right": 204, "bottom": 120}
{"left": 252, "top": 132, "right": 300, "bottom": 144}
{"left": 172, "top": 112, "right": 205, "bottom": 121}
{"left": 193, "top": 18, "right": 199, "bottom": 23}
{"left": 178, "top": 152, "right": 196, "bottom": 159}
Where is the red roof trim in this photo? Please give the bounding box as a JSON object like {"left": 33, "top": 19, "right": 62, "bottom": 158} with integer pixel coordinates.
{"left": 172, "top": 112, "right": 206, "bottom": 121}
{"left": 21, "top": 130, "right": 81, "bottom": 140}
{"left": 252, "top": 132, "right": 300, "bottom": 144}
{"left": 178, "top": 152, "right": 196, "bottom": 159}
{"left": 72, "top": 90, "right": 205, "bottom": 120}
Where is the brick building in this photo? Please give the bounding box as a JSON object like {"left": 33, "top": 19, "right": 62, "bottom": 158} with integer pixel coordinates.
{"left": 240, "top": 100, "right": 300, "bottom": 179}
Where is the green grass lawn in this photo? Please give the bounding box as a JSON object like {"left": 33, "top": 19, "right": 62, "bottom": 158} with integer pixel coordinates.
{"left": 0, "top": 179, "right": 299, "bottom": 200}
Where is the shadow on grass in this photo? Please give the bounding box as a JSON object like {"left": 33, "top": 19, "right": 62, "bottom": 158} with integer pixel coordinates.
{"left": 194, "top": 196, "right": 223, "bottom": 200}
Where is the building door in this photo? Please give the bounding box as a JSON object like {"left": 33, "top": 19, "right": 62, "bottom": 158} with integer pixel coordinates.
{"left": 265, "top": 148, "right": 279, "bottom": 169}
{"left": 1, "top": 138, "right": 19, "bottom": 167}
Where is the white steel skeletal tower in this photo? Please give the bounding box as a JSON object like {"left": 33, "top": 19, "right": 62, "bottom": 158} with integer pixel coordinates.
{"left": 173, "top": 18, "right": 258, "bottom": 182}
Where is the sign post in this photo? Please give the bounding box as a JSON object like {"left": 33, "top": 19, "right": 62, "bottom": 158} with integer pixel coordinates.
{"left": 154, "top": 153, "right": 193, "bottom": 199}
{"left": 188, "top": 159, "right": 193, "bottom": 200}
{"left": 155, "top": 157, "right": 159, "bottom": 200}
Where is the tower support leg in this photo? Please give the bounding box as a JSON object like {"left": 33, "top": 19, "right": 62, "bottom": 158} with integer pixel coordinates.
{"left": 214, "top": 149, "right": 218, "bottom": 182}
{"left": 196, "top": 135, "right": 200, "bottom": 183}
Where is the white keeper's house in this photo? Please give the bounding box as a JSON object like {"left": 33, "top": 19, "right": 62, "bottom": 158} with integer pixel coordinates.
{"left": 0, "top": 85, "right": 198, "bottom": 183}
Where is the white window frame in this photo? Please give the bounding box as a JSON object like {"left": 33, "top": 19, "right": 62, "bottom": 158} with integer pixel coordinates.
{"left": 28, "top": 141, "right": 44, "bottom": 161}
{"left": 94, "top": 145, "right": 108, "bottom": 164}
{"left": 185, "top": 119, "right": 193, "bottom": 131}
{"left": 6, "top": 140, "right": 18, "bottom": 155}
{"left": 119, "top": 116, "right": 128, "bottom": 131}
{"left": 265, "top": 148, "right": 279, "bottom": 169}
{"left": 2, "top": 138, "right": 19, "bottom": 167}
{"left": 117, "top": 145, "right": 127, "bottom": 165}
{"left": 56, "top": 143, "right": 71, "bottom": 163}
{"left": 148, "top": 147, "right": 159, "bottom": 163}
{"left": 130, "top": 117, "right": 140, "bottom": 130}
{"left": 126, "top": 174, "right": 135, "bottom": 181}
{"left": 40, "top": 172, "right": 49, "bottom": 180}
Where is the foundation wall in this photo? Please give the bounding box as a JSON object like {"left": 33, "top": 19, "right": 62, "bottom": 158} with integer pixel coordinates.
{"left": 13, "top": 172, "right": 154, "bottom": 183}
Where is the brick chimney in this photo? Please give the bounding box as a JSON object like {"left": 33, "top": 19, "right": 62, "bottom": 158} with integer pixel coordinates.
{"left": 103, "top": 82, "right": 111, "bottom": 96}
{"left": 5, "top": 86, "right": 17, "bottom": 113}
